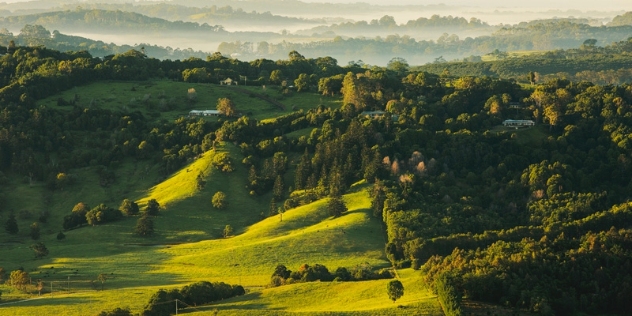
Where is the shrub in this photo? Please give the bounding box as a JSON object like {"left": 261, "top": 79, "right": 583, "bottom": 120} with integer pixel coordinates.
{"left": 212, "top": 192, "right": 228, "bottom": 209}
{"left": 97, "top": 307, "right": 132, "bottom": 316}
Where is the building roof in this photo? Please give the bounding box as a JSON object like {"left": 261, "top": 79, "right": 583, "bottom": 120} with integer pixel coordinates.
{"left": 361, "top": 111, "right": 386, "bottom": 115}
{"left": 503, "top": 119, "right": 534, "bottom": 123}
{"left": 190, "top": 110, "right": 220, "bottom": 114}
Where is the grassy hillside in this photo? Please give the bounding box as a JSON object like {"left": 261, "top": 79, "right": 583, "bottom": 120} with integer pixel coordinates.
{"left": 36, "top": 80, "right": 340, "bottom": 122}
{"left": 192, "top": 269, "right": 442, "bottom": 315}
{"left": 0, "top": 142, "right": 440, "bottom": 315}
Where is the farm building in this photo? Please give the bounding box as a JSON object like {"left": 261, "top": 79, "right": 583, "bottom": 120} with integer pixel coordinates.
{"left": 503, "top": 119, "right": 535, "bottom": 127}
{"left": 361, "top": 110, "right": 399, "bottom": 121}
{"left": 361, "top": 110, "right": 386, "bottom": 118}
{"left": 189, "top": 110, "right": 221, "bottom": 116}
{"left": 220, "top": 78, "right": 237, "bottom": 85}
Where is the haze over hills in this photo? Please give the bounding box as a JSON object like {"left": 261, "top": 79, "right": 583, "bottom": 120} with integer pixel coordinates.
{"left": 2, "top": 5, "right": 632, "bottom": 65}
{"left": 1, "top": 1, "right": 632, "bottom": 315}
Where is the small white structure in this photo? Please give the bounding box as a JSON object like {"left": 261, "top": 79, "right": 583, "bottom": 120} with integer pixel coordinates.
{"left": 503, "top": 119, "right": 535, "bottom": 127}
{"left": 220, "top": 78, "right": 236, "bottom": 85}
{"left": 361, "top": 110, "right": 386, "bottom": 119}
{"left": 189, "top": 110, "right": 221, "bottom": 117}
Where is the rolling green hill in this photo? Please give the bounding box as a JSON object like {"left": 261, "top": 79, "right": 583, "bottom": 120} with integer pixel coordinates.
{"left": 0, "top": 140, "right": 438, "bottom": 315}
{"left": 36, "top": 80, "right": 340, "bottom": 122}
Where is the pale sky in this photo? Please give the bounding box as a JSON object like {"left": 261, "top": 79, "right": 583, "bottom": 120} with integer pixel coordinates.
{"left": 0, "top": 0, "right": 629, "bottom": 9}
{"left": 300, "top": 0, "right": 631, "bottom": 11}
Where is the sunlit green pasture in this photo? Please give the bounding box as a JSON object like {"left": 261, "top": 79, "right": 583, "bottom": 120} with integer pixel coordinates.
{"left": 0, "top": 187, "right": 423, "bottom": 315}
{"left": 186, "top": 269, "right": 442, "bottom": 315}
{"left": 0, "top": 141, "right": 434, "bottom": 315}
{"left": 36, "top": 80, "right": 340, "bottom": 122}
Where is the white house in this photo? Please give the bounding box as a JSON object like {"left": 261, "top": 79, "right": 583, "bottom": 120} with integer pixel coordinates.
{"left": 189, "top": 110, "right": 221, "bottom": 117}
{"left": 361, "top": 110, "right": 386, "bottom": 119}
{"left": 502, "top": 119, "right": 535, "bottom": 127}
{"left": 220, "top": 78, "right": 237, "bottom": 85}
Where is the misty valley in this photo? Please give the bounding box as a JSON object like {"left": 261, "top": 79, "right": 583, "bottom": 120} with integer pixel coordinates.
{"left": 0, "top": 1, "right": 632, "bottom": 316}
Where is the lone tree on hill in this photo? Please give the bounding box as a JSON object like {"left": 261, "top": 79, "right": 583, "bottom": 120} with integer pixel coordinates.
{"left": 223, "top": 224, "right": 233, "bottom": 238}
{"left": 97, "top": 273, "right": 107, "bottom": 291}
{"left": 4, "top": 213, "right": 18, "bottom": 234}
{"left": 217, "top": 97, "right": 236, "bottom": 117}
{"left": 212, "top": 191, "right": 228, "bottom": 209}
{"left": 327, "top": 195, "right": 347, "bottom": 218}
{"left": 57, "top": 231, "right": 66, "bottom": 241}
{"left": 31, "top": 242, "right": 49, "bottom": 259}
{"left": 387, "top": 280, "right": 404, "bottom": 302}
{"left": 145, "top": 199, "right": 160, "bottom": 216}
{"left": 30, "top": 222, "right": 40, "bottom": 240}
{"left": 134, "top": 214, "right": 154, "bottom": 237}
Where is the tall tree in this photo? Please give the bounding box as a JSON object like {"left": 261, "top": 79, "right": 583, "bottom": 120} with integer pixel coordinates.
{"left": 29, "top": 222, "right": 40, "bottom": 240}
{"left": 223, "top": 224, "right": 233, "bottom": 238}
{"left": 294, "top": 73, "right": 310, "bottom": 92}
{"left": 31, "top": 242, "right": 49, "bottom": 259}
{"left": 387, "top": 280, "right": 404, "bottom": 302}
{"left": 327, "top": 195, "right": 347, "bottom": 218}
{"left": 270, "top": 69, "right": 283, "bottom": 85}
{"left": 4, "top": 213, "right": 18, "bottom": 234}
{"left": 120, "top": 199, "right": 139, "bottom": 216}
{"left": 217, "top": 98, "right": 236, "bottom": 117}
{"left": 273, "top": 175, "right": 284, "bottom": 202}
{"left": 342, "top": 72, "right": 360, "bottom": 108}
{"left": 134, "top": 214, "right": 154, "bottom": 236}
{"left": 97, "top": 273, "right": 107, "bottom": 291}
{"left": 145, "top": 199, "right": 160, "bottom": 216}
{"left": 212, "top": 191, "right": 228, "bottom": 209}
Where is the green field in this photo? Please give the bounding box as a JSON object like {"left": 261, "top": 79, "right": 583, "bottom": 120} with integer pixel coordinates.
{"left": 0, "top": 138, "right": 441, "bottom": 315}
{"left": 37, "top": 80, "right": 341, "bottom": 122}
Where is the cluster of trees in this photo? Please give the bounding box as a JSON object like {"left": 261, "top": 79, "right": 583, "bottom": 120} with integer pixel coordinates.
{"left": 62, "top": 199, "right": 159, "bottom": 235}
{"left": 0, "top": 266, "right": 48, "bottom": 296}
{"left": 270, "top": 263, "right": 393, "bottom": 287}
{"left": 0, "top": 46, "right": 238, "bottom": 190}
{"left": 142, "top": 281, "right": 244, "bottom": 315}
{"left": 336, "top": 74, "right": 632, "bottom": 314}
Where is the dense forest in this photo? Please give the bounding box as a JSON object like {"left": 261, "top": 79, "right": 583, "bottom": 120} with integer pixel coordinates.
{"left": 0, "top": 40, "right": 631, "bottom": 314}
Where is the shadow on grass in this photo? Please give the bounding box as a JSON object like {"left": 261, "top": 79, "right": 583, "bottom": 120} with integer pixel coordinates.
{"left": 179, "top": 292, "right": 284, "bottom": 313}
{"left": 0, "top": 296, "right": 85, "bottom": 308}
{"left": 342, "top": 207, "right": 372, "bottom": 217}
